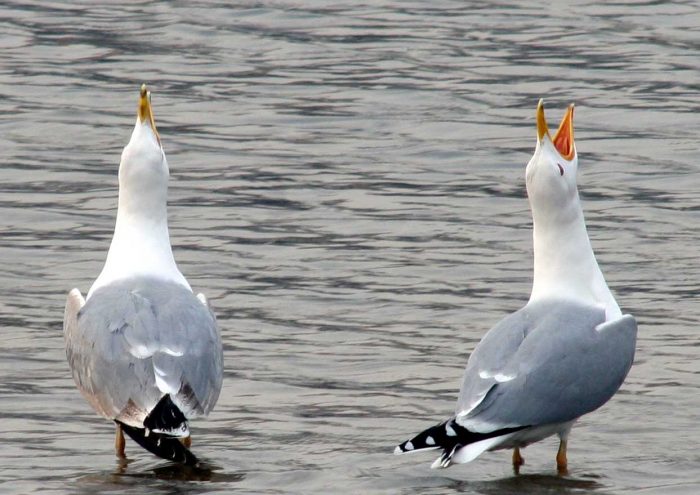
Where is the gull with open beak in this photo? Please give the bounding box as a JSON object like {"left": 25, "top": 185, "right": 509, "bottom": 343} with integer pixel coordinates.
{"left": 63, "top": 85, "right": 223, "bottom": 467}
{"left": 395, "top": 100, "right": 637, "bottom": 474}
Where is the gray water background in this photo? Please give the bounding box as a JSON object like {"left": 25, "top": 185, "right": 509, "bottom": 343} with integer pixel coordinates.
{"left": 1, "top": 1, "right": 700, "bottom": 493}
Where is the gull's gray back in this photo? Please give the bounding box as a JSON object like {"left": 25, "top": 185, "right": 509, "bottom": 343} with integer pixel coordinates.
{"left": 64, "top": 277, "right": 223, "bottom": 424}
{"left": 456, "top": 299, "right": 637, "bottom": 432}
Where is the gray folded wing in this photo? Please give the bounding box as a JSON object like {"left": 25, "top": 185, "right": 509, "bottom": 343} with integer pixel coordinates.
{"left": 455, "top": 299, "right": 637, "bottom": 432}
{"left": 64, "top": 277, "right": 223, "bottom": 424}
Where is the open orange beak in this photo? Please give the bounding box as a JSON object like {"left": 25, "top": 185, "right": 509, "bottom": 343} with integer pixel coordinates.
{"left": 536, "top": 100, "right": 575, "bottom": 161}
{"left": 553, "top": 104, "right": 575, "bottom": 160}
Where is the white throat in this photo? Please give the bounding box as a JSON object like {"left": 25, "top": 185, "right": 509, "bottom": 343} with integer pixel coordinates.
{"left": 529, "top": 200, "right": 621, "bottom": 319}
{"left": 87, "top": 122, "right": 190, "bottom": 299}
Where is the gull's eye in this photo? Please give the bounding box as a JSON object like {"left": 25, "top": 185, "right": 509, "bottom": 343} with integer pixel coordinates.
{"left": 557, "top": 163, "right": 564, "bottom": 176}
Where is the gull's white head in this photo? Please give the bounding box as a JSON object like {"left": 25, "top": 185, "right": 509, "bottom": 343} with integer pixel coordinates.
{"left": 525, "top": 99, "right": 578, "bottom": 225}
{"left": 118, "top": 84, "right": 168, "bottom": 217}
{"left": 88, "top": 85, "right": 190, "bottom": 298}
{"left": 525, "top": 100, "right": 621, "bottom": 318}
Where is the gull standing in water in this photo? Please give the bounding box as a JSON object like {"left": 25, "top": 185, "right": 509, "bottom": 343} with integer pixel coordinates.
{"left": 64, "top": 85, "right": 223, "bottom": 467}
{"left": 395, "top": 100, "right": 637, "bottom": 473}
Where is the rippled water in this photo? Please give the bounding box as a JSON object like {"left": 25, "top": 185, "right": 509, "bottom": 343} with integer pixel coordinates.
{"left": 2, "top": 1, "right": 700, "bottom": 493}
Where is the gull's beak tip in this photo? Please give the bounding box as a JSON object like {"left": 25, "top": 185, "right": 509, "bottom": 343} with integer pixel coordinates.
{"left": 536, "top": 99, "right": 549, "bottom": 141}
{"left": 137, "top": 84, "right": 161, "bottom": 145}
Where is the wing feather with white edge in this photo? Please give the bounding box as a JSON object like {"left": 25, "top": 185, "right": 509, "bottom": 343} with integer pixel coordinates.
{"left": 456, "top": 300, "right": 636, "bottom": 432}
{"left": 64, "top": 278, "right": 223, "bottom": 425}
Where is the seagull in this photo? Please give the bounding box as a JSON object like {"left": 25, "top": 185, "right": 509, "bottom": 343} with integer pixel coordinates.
{"left": 394, "top": 100, "right": 637, "bottom": 474}
{"left": 63, "top": 85, "right": 223, "bottom": 467}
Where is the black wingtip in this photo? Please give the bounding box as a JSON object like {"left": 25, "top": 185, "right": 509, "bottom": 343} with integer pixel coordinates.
{"left": 117, "top": 420, "right": 199, "bottom": 466}
{"left": 143, "top": 394, "right": 189, "bottom": 436}
{"left": 395, "top": 420, "right": 448, "bottom": 455}
{"left": 396, "top": 418, "right": 526, "bottom": 467}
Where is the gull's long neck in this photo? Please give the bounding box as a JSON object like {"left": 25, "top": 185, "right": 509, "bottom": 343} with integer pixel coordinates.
{"left": 529, "top": 201, "right": 621, "bottom": 319}
{"left": 87, "top": 179, "right": 189, "bottom": 298}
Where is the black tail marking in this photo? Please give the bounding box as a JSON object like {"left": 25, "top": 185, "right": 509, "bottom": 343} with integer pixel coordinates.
{"left": 395, "top": 418, "right": 525, "bottom": 468}
{"left": 117, "top": 420, "right": 199, "bottom": 466}
{"left": 143, "top": 394, "right": 188, "bottom": 437}
{"left": 117, "top": 394, "right": 196, "bottom": 466}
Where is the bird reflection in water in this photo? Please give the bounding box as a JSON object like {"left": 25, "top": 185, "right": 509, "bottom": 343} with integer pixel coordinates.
{"left": 112, "top": 456, "right": 244, "bottom": 484}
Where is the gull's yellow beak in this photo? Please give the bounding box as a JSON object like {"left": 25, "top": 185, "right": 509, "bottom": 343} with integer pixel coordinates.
{"left": 138, "top": 84, "right": 161, "bottom": 146}
{"left": 536, "top": 100, "right": 575, "bottom": 161}
{"left": 536, "top": 99, "right": 550, "bottom": 141}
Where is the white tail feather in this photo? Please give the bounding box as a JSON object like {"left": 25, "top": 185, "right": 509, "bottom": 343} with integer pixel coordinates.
{"left": 431, "top": 432, "right": 516, "bottom": 469}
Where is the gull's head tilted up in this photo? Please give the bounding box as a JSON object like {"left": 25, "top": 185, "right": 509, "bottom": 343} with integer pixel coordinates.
{"left": 118, "top": 84, "right": 168, "bottom": 216}
{"left": 525, "top": 100, "right": 620, "bottom": 317}
{"left": 525, "top": 99, "right": 578, "bottom": 226}
{"left": 88, "top": 85, "right": 188, "bottom": 298}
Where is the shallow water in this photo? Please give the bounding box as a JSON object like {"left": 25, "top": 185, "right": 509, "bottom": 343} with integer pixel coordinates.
{"left": 1, "top": 1, "right": 700, "bottom": 493}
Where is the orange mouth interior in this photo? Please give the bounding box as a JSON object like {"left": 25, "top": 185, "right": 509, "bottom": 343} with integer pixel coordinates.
{"left": 552, "top": 105, "right": 574, "bottom": 160}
